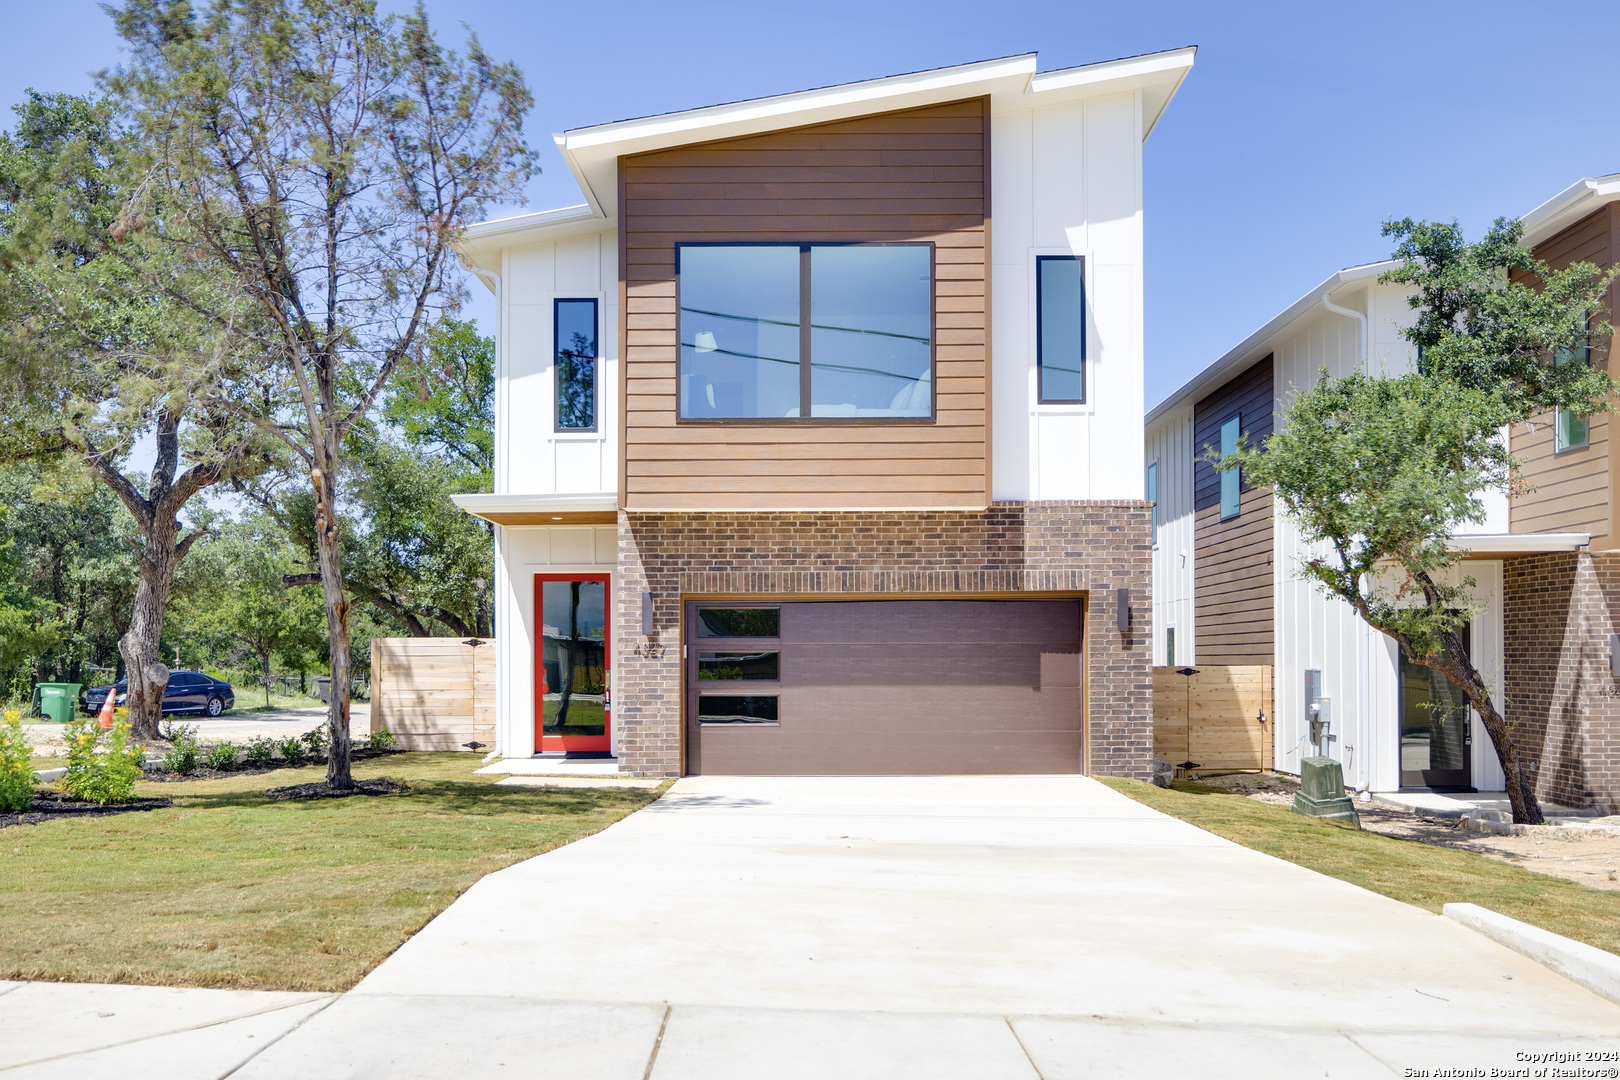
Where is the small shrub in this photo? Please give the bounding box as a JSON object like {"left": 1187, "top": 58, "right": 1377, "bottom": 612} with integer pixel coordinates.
{"left": 0, "top": 709, "right": 35, "bottom": 812}
{"left": 244, "top": 736, "right": 276, "bottom": 767}
{"left": 278, "top": 736, "right": 307, "bottom": 766}
{"left": 300, "top": 725, "right": 328, "bottom": 758}
{"left": 204, "top": 742, "right": 240, "bottom": 771}
{"left": 366, "top": 727, "right": 397, "bottom": 752}
{"left": 60, "top": 717, "right": 144, "bottom": 805}
{"left": 162, "top": 723, "right": 201, "bottom": 775}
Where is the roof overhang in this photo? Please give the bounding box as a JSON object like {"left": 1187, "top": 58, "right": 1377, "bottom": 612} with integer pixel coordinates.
{"left": 1520, "top": 173, "right": 1620, "bottom": 249}
{"left": 451, "top": 492, "right": 618, "bottom": 526}
{"left": 1449, "top": 532, "right": 1590, "bottom": 557}
{"left": 456, "top": 48, "right": 1195, "bottom": 273}
{"left": 1146, "top": 260, "right": 1399, "bottom": 425}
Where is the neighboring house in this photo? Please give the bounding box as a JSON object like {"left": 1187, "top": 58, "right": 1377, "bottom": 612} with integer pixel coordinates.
{"left": 1146, "top": 173, "right": 1620, "bottom": 812}
{"left": 451, "top": 49, "right": 1195, "bottom": 777}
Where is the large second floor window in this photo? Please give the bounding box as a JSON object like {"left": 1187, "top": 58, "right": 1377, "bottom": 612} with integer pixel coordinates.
{"left": 677, "top": 242, "right": 933, "bottom": 421}
{"left": 555, "top": 298, "right": 598, "bottom": 431}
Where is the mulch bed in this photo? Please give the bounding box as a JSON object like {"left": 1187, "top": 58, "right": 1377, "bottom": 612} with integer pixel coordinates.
{"left": 1, "top": 790, "right": 173, "bottom": 829}
{"left": 263, "top": 777, "right": 410, "bottom": 801}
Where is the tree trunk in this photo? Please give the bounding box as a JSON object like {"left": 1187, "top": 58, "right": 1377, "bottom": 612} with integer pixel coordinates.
{"left": 312, "top": 467, "right": 354, "bottom": 789}
{"left": 260, "top": 649, "right": 273, "bottom": 708}
{"left": 118, "top": 516, "right": 181, "bottom": 742}
{"left": 1424, "top": 637, "right": 1545, "bottom": 825}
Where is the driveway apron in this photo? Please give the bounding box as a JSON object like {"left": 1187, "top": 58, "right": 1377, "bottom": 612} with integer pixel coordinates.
{"left": 232, "top": 775, "right": 1620, "bottom": 1078}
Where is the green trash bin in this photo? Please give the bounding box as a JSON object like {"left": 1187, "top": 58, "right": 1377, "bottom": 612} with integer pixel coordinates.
{"left": 31, "top": 682, "right": 83, "bottom": 724}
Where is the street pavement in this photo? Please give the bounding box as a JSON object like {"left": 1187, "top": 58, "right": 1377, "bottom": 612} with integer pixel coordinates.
{"left": 5, "top": 775, "right": 1619, "bottom": 1078}
{"left": 24, "top": 704, "right": 370, "bottom": 754}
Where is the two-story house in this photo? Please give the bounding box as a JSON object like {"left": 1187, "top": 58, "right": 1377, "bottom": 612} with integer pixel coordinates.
{"left": 1146, "top": 173, "right": 1620, "bottom": 813}
{"left": 452, "top": 49, "right": 1195, "bottom": 777}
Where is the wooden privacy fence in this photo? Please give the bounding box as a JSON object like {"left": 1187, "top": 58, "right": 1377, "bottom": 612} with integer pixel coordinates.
{"left": 370, "top": 638, "right": 495, "bottom": 752}
{"left": 1152, "top": 665, "right": 1273, "bottom": 772}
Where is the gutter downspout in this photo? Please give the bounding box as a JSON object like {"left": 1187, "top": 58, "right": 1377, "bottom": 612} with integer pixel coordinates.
{"left": 1321, "top": 285, "right": 1373, "bottom": 793}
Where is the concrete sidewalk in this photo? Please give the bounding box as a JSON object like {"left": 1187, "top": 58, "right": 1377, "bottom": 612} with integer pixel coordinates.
{"left": 8, "top": 775, "right": 1620, "bottom": 1077}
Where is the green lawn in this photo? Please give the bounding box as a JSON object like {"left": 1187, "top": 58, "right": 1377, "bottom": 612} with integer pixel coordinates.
{"left": 1, "top": 753, "right": 663, "bottom": 990}
{"left": 1101, "top": 776, "right": 1620, "bottom": 957}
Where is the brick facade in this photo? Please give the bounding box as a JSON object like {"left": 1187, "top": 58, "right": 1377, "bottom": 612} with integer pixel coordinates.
{"left": 1503, "top": 550, "right": 1620, "bottom": 813}
{"left": 612, "top": 501, "right": 1153, "bottom": 778}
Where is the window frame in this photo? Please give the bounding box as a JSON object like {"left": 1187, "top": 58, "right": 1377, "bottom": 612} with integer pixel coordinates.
{"left": 674, "top": 240, "right": 937, "bottom": 425}
{"left": 1035, "top": 254, "right": 1087, "bottom": 405}
{"left": 1219, "top": 413, "right": 1242, "bottom": 521}
{"left": 1146, "top": 461, "right": 1159, "bottom": 545}
{"left": 1554, "top": 311, "right": 1592, "bottom": 455}
{"left": 553, "top": 297, "right": 600, "bottom": 433}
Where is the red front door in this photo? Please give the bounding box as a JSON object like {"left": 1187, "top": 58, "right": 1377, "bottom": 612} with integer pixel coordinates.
{"left": 534, "top": 574, "right": 611, "bottom": 753}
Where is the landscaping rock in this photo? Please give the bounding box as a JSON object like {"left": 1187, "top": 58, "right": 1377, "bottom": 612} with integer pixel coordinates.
{"left": 1149, "top": 758, "right": 1174, "bottom": 788}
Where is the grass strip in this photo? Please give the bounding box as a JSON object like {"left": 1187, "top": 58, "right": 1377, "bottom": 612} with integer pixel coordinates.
{"left": 1100, "top": 776, "right": 1620, "bottom": 958}
{"left": 0, "top": 752, "right": 664, "bottom": 991}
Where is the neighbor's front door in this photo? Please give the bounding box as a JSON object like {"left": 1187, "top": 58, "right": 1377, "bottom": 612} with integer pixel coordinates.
{"left": 1398, "top": 624, "right": 1473, "bottom": 791}
{"left": 534, "top": 574, "right": 611, "bottom": 753}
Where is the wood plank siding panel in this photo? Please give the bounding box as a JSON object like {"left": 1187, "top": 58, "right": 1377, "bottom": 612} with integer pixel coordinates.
{"left": 1192, "top": 356, "right": 1275, "bottom": 665}
{"left": 619, "top": 99, "right": 990, "bottom": 510}
{"left": 1512, "top": 205, "right": 1618, "bottom": 546}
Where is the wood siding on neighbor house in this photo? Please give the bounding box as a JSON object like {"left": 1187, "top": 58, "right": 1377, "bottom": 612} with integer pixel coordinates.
{"left": 1192, "top": 356, "right": 1275, "bottom": 665}
{"left": 618, "top": 98, "right": 990, "bottom": 510}
{"left": 1512, "top": 204, "right": 1619, "bottom": 548}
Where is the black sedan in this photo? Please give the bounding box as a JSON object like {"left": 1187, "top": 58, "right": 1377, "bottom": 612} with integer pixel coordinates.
{"left": 81, "top": 671, "right": 236, "bottom": 717}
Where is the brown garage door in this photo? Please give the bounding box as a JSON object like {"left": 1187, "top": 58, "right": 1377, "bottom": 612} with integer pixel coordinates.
{"left": 685, "top": 599, "right": 1083, "bottom": 775}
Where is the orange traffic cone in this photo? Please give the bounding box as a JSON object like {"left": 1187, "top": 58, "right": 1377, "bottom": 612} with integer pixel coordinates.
{"left": 98, "top": 694, "right": 115, "bottom": 730}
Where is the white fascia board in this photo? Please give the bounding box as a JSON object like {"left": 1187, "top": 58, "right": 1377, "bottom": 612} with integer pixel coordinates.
{"left": 452, "top": 493, "right": 618, "bottom": 514}
{"left": 1024, "top": 46, "right": 1196, "bottom": 140}
{"left": 1519, "top": 173, "right": 1620, "bottom": 249}
{"left": 1145, "top": 260, "right": 1398, "bottom": 424}
{"left": 456, "top": 203, "right": 606, "bottom": 271}
{"left": 1449, "top": 532, "right": 1590, "bottom": 555}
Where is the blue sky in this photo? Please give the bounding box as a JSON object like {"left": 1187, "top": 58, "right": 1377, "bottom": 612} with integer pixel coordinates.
{"left": 5, "top": 0, "right": 1618, "bottom": 411}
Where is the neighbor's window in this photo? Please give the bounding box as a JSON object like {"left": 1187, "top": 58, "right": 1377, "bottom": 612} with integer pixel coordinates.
{"left": 1555, "top": 313, "right": 1591, "bottom": 453}
{"left": 1219, "top": 414, "right": 1241, "bottom": 520}
{"left": 1166, "top": 627, "right": 1176, "bottom": 667}
{"left": 678, "top": 243, "right": 933, "bottom": 420}
{"left": 1037, "top": 255, "right": 1085, "bottom": 403}
{"left": 1146, "top": 461, "right": 1159, "bottom": 542}
{"left": 555, "top": 298, "right": 598, "bottom": 431}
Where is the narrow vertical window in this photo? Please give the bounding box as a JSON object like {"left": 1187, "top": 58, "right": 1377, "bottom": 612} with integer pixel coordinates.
{"left": 1219, "top": 414, "right": 1241, "bottom": 520}
{"left": 555, "top": 298, "right": 598, "bottom": 431}
{"left": 1146, "top": 462, "right": 1159, "bottom": 543}
{"left": 1554, "top": 313, "right": 1591, "bottom": 453}
{"left": 1036, "top": 256, "right": 1085, "bottom": 403}
{"left": 1166, "top": 627, "right": 1176, "bottom": 668}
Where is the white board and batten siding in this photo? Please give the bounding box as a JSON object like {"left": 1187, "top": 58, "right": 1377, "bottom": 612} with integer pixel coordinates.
{"left": 1145, "top": 405, "right": 1194, "bottom": 666}
{"left": 990, "top": 90, "right": 1144, "bottom": 502}
{"left": 492, "top": 525, "right": 617, "bottom": 759}
{"left": 495, "top": 229, "right": 619, "bottom": 498}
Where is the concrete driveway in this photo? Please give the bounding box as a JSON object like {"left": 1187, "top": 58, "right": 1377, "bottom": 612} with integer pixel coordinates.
{"left": 223, "top": 775, "right": 1620, "bottom": 1079}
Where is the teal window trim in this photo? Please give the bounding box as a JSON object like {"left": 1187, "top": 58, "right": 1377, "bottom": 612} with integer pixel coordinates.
{"left": 1219, "top": 413, "right": 1241, "bottom": 520}
{"left": 1554, "top": 312, "right": 1592, "bottom": 454}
